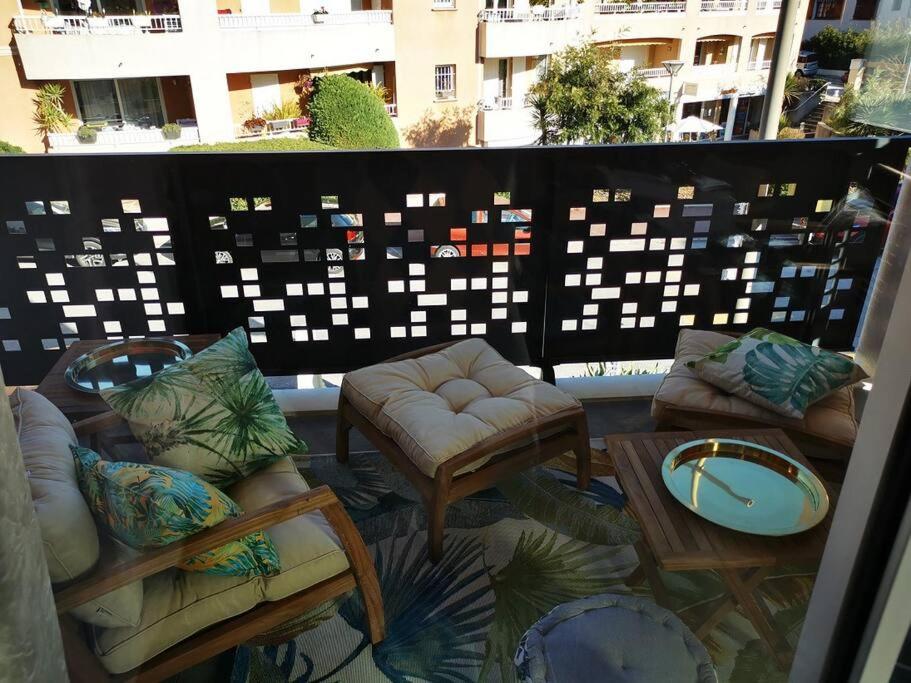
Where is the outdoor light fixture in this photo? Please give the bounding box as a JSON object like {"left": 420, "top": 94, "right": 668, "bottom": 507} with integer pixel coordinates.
{"left": 662, "top": 60, "right": 686, "bottom": 141}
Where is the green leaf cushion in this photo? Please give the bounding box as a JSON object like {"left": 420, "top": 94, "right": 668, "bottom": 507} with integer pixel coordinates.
{"left": 687, "top": 327, "right": 867, "bottom": 419}
{"left": 71, "top": 446, "right": 280, "bottom": 577}
{"left": 100, "top": 327, "right": 306, "bottom": 487}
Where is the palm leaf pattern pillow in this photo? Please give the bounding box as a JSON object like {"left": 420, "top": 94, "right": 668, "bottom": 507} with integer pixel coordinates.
{"left": 687, "top": 328, "right": 867, "bottom": 419}
{"left": 72, "top": 446, "right": 279, "bottom": 577}
{"left": 100, "top": 328, "right": 306, "bottom": 487}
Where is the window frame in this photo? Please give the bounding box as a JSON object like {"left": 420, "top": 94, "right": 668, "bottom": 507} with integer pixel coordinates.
{"left": 434, "top": 64, "right": 457, "bottom": 101}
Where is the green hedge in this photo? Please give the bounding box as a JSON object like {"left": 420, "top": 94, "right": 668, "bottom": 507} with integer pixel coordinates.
{"left": 807, "top": 26, "right": 870, "bottom": 70}
{"left": 308, "top": 75, "right": 399, "bottom": 149}
{"left": 172, "top": 138, "right": 334, "bottom": 152}
{"left": 0, "top": 140, "right": 25, "bottom": 154}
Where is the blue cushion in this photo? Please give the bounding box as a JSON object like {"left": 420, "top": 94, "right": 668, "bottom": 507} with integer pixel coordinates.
{"left": 515, "top": 594, "right": 716, "bottom": 683}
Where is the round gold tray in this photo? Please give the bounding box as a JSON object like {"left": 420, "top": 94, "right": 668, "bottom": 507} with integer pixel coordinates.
{"left": 65, "top": 339, "right": 192, "bottom": 394}
{"left": 661, "top": 438, "right": 829, "bottom": 536}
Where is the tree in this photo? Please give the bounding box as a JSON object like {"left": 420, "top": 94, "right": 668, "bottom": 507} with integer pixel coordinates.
{"left": 308, "top": 75, "right": 399, "bottom": 149}
{"left": 33, "top": 83, "right": 73, "bottom": 138}
{"left": 825, "top": 21, "right": 911, "bottom": 136}
{"left": 529, "top": 41, "right": 669, "bottom": 145}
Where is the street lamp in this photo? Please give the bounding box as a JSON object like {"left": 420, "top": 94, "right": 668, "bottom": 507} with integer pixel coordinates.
{"left": 662, "top": 59, "right": 685, "bottom": 140}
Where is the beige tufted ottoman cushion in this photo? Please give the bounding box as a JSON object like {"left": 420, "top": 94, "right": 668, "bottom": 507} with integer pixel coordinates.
{"left": 341, "top": 339, "right": 581, "bottom": 477}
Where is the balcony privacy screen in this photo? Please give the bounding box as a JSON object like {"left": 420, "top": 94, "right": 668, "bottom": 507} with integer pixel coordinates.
{"left": 0, "top": 138, "right": 908, "bottom": 385}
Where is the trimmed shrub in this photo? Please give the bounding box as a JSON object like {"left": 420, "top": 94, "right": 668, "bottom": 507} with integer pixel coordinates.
{"left": 807, "top": 26, "right": 870, "bottom": 70}
{"left": 308, "top": 75, "right": 399, "bottom": 149}
{"left": 0, "top": 140, "right": 25, "bottom": 154}
{"left": 161, "top": 123, "right": 182, "bottom": 140}
{"left": 172, "top": 138, "right": 333, "bottom": 152}
{"left": 76, "top": 125, "right": 97, "bottom": 144}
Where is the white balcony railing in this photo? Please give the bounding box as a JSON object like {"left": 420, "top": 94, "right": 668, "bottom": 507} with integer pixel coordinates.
{"left": 755, "top": 0, "right": 782, "bottom": 9}
{"left": 635, "top": 66, "right": 669, "bottom": 78}
{"left": 218, "top": 10, "right": 392, "bottom": 29}
{"left": 479, "top": 95, "right": 521, "bottom": 111}
{"left": 48, "top": 126, "right": 199, "bottom": 149}
{"left": 477, "top": 6, "right": 582, "bottom": 21}
{"left": 13, "top": 14, "right": 182, "bottom": 34}
{"left": 385, "top": 102, "right": 398, "bottom": 116}
{"left": 747, "top": 59, "right": 772, "bottom": 70}
{"left": 595, "top": 1, "right": 686, "bottom": 13}
{"left": 699, "top": 0, "right": 748, "bottom": 10}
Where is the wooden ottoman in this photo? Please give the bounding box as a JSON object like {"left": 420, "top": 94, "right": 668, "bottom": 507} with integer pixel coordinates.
{"left": 336, "top": 339, "right": 591, "bottom": 562}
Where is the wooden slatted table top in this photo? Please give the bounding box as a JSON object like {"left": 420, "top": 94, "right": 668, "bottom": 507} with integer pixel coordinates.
{"left": 605, "top": 429, "right": 834, "bottom": 571}
{"left": 36, "top": 334, "right": 221, "bottom": 420}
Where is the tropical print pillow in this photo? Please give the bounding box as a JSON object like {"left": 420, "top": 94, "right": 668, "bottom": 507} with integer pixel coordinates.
{"left": 687, "top": 327, "right": 867, "bottom": 419}
{"left": 71, "top": 446, "right": 280, "bottom": 577}
{"left": 100, "top": 327, "right": 306, "bottom": 487}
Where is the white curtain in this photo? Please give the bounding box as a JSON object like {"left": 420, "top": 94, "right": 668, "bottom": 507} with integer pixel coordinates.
{"left": 0, "top": 374, "right": 68, "bottom": 683}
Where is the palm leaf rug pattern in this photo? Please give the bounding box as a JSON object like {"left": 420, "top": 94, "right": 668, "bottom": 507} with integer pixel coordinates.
{"left": 231, "top": 451, "right": 816, "bottom": 682}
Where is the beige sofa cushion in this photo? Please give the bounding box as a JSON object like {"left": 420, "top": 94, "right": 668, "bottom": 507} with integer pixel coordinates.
{"left": 652, "top": 330, "right": 858, "bottom": 458}
{"left": 94, "top": 457, "right": 349, "bottom": 674}
{"left": 342, "top": 338, "right": 581, "bottom": 478}
{"left": 11, "top": 389, "right": 143, "bottom": 628}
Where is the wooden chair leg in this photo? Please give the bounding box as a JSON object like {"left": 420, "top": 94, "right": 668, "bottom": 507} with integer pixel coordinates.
{"left": 322, "top": 502, "right": 385, "bottom": 644}
{"left": 427, "top": 473, "right": 450, "bottom": 563}
{"left": 574, "top": 413, "right": 591, "bottom": 491}
{"left": 336, "top": 393, "right": 351, "bottom": 465}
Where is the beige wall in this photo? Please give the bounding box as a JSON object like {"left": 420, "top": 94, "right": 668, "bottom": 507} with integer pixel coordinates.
{"left": 392, "top": 0, "right": 481, "bottom": 147}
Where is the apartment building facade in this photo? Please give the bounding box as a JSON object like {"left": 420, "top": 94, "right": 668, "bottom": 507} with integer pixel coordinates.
{"left": 804, "top": 0, "right": 909, "bottom": 38}
{"left": 1, "top": 0, "right": 803, "bottom": 153}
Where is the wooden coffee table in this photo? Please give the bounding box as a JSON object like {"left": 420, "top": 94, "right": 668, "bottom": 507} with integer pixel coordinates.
{"left": 604, "top": 428, "right": 834, "bottom": 670}
{"left": 36, "top": 334, "right": 220, "bottom": 420}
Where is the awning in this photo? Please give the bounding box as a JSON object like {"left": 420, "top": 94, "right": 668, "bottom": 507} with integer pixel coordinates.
{"left": 696, "top": 36, "right": 734, "bottom": 42}
{"left": 616, "top": 39, "right": 672, "bottom": 46}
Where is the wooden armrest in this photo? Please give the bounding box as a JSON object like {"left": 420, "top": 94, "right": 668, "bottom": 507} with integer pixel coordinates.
{"left": 55, "top": 486, "right": 338, "bottom": 614}
{"left": 72, "top": 411, "right": 125, "bottom": 436}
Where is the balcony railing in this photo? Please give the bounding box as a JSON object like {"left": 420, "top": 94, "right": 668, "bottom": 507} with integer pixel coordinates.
{"left": 635, "top": 67, "right": 669, "bottom": 79}
{"left": 479, "top": 96, "right": 517, "bottom": 110}
{"left": 385, "top": 102, "right": 398, "bottom": 117}
{"left": 47, "top": 126, "right": 199, "bottom": 150}
{"left": 217, "top": 10, "right": 392, "bottom": 29}
{"left": 0, "top": 139, "right": 906, "bottom": 386}
{"left": 756, "top": 0, "right": 782, "bottom": 9}
{"left": 699, "top": 0, "right": 748, "bottom": 10}
{"left": 477, "top": 6, "right": 582, "bottom": 21}
{"left": 12, "top": 14, "right": 182, "bottom": 34}
{"left": 595, "top": 1, "right": 686, "bottom": 13}
{"left": 747, "top": 59, "right": 772, "bottom": 70}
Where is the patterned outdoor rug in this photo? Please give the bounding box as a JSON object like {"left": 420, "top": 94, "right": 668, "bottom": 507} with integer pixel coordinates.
{"left": 229, "top": 449, "right": 815, "bottom": 683}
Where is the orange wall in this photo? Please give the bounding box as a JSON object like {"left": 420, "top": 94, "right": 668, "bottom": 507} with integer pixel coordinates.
{"left": 227, "top": 69, "right": 305, "bottom": 125}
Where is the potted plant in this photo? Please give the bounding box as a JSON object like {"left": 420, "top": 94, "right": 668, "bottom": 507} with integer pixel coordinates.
{"left": 161, "top": 122, "right": 182, "bottom": 140}
{"left": 242, "top": 116, "right": 267, "bottom": 134}
{"left": 312, "top": 7, "right": 328, "bottom": 23}
{"left": 293, "top": 116, "right": 311, "bottom": 129}
{"left": 76, "top": 125, "right": 97, "bottom": 144}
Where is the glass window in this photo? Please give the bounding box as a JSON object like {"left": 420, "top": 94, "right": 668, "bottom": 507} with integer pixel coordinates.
{"left": 434, "top": 65, "right": 456, "bottom": 100}
{"left": 74, "top": 80, "right": 120, "bottom": 125}
{"left": 118, "top": 78, "right": 165, "bottom": 128}
{"left": 74, "top": 78, "right": 164, "bottom": 128}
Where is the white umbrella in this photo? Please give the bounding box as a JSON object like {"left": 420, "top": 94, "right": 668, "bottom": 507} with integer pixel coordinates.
{"left": 668, "top": 115, "right": 723, "bottom": 135}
